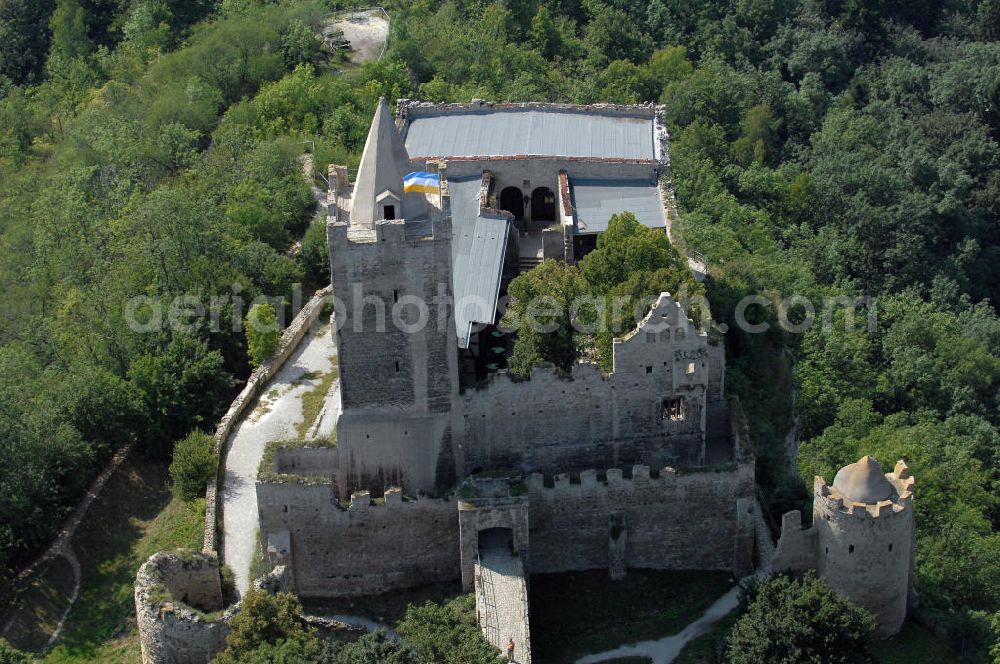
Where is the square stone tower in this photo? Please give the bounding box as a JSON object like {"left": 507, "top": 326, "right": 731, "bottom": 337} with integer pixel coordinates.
{"left": 327, "top": 99, "right": 460, "bottom": 494}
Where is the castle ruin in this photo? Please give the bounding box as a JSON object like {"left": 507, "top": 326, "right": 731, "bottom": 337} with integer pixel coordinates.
{"left": 136, "top": 99, "right": 917, "bottom": 663}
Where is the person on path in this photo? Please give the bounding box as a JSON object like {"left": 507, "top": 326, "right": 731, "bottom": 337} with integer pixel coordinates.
{"left": 506, "top": 637, "right": 515, "bottom": 662}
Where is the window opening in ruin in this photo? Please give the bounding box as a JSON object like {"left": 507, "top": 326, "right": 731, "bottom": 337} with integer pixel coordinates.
{"left": 646, "top": 366, "right": 653, "bottom": 374}
{"left": 393, "top": 289, "right": 399, "bottom": 302}
{"left": 676, "top": 328, "right": 685, "bottom": 341}
{"left": 888, "top": 543, "right": 893, "bottom": 552}
{"left": 849, "top": 544, "right": 855, "bottom": 553}
{"left": 384, "top": 204, "right": 395, "bottom": 220}
{"left": 395, "top": 360, "right": 400, "bottom": 372}
{"left": 662, "top": 397, "right": 685, "bottom": 420}
{"left": 686, "top": 362, "right": 696, "bottom": 375}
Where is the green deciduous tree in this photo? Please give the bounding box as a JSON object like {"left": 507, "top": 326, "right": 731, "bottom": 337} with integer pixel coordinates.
{"left": 245, "top": 302, "right": 280, "bottom": 367}
{"left": 726, "top": 573, "right": 875, "bottom": 663}
{"left": 502, "top": 259, "right": 588, "bottom": 376}
{"left": 396, "top": 594, "right": 503, "bottom": 663}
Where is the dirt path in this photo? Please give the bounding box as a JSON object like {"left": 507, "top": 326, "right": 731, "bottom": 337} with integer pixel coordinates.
{"left": 330, "top": 8, "right": 389, "bottom": 64}
{"left": 575, "top": 586, "right": 741, "bottom": 664}
{"left": 220, "top": 324, "right": 341, "bottom": 594}
{"left": 1, "top": 444, "right": 132, "bottom": 653}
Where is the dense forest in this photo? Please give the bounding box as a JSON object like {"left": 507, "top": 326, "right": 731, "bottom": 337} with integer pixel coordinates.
{"left": 1, "top": 0, "right": 999, "bottom": 659}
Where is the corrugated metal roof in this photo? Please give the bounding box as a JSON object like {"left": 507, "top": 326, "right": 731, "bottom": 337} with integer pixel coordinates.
{"left": 449, "top": 176, "right": 510, "bottom": 348}
{"left": 570, "top": 178, "right": 666, "bottom": 234}
{"left": 404, "top": 110, "right": 656, "bottom": 160}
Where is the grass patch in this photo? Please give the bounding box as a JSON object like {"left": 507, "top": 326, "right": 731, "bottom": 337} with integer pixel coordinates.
{"left": 302, "top": 581, "right": 464, "bottom": 625}
{"left": 248, "top": 530, "right": 270, "bottom": 584}
{"left": 673, "top": 605, "right": 741, "bottom": 664}
{"left": 871, "top": 621, "right": 962, "bottom": 664}
{"left": 40, "top": 458, "right": 204, "bottom": 664}
{"left": 257, "top": 435, "right": 337, "bottom": 483}
{"left": 294, "top": 355, "right": 338, "bottom": 439}
{"left": 1, "top": 555, "right": 78, "bottom": 652}
{"left": 530, "top": 569, "right": 734, "bottom": 664}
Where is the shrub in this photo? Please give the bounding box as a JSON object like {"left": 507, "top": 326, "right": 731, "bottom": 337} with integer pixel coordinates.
{"left": 169, "top": 430, "right": 218, "bottom": 501}
{"left": 246, "top": 302, "right": 281, "bottom": 367}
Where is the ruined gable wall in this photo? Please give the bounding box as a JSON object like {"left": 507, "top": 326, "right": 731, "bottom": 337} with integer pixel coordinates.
{"left": 459, "top": 294, "right": 711, "bottom": 475}
{"left": 256, "top": 482, "right": 461, "bottom": 598}
{"left": 526, "top": 462, "right": 755, "bottom": 576}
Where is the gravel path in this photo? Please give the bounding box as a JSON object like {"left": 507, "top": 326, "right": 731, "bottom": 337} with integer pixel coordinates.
{"left": 221, "top": 324, "right": 341, "bottom": 594}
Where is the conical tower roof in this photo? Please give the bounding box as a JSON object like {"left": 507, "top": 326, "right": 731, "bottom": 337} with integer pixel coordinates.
{"left": 833, "top": 455, "right": 894, "bottom": 504}
{"left": 350, "top": 98, "right": 427, "bottom": 227}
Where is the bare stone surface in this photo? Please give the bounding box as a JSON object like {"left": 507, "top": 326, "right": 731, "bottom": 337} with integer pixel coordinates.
{"left": 476, "top": 548, "right": 531, "bottom": 663}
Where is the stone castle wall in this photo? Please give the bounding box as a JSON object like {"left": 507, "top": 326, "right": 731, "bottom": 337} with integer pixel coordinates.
{"left": 135, "top": 551, "right": 299, "bottom": 664}
{"left": 526, "top": 462, "right": 756, "bottom": 577}
{"left": 258, "top": 455, "right": 756, "bottom": 599}
{"left": 256, "top": 483, "right": 461, "bottom": 598}
{"left": 769, "top": 510, "right": 817, "bottom": 574}
{"left": 459, "top": 294, "right": 716, "bottom": 476}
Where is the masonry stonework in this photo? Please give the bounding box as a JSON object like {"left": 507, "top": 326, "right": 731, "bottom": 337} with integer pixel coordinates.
{"left": 772, "top": 457, "right": 915, "bottom": 637}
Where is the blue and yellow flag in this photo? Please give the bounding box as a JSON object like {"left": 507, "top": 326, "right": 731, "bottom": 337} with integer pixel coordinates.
{"left": 403, "top": 171, "right": 440, "bottom": 194}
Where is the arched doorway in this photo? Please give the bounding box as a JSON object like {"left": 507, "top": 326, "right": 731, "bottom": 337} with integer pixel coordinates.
{"left": 531, "top": 186, "right": 556, "bottom": 222}
{"left": 499, "top": 186, "right": 524, "bottom": 220}
{"left": 478, "top": 527, "right": 514, "bottom": 554}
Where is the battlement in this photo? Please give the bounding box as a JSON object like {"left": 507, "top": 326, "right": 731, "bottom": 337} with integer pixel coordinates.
{"left": 526, "top": 462, "right": 752, "bottom": 496}
{"left": 814, "top": 464, "right": 914, "bottom": 518}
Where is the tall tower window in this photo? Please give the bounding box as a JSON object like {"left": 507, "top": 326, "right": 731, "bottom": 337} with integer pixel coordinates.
{"left": 383, "top": 204, "right": 395, "bottom": 220}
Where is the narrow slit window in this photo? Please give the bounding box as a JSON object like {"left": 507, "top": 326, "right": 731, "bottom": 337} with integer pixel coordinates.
{"left": 394, "top": 360, "right": 400, "bottom": 372}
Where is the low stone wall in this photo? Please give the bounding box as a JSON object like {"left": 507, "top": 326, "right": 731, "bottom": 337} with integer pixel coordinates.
{"left": 134, "top": 551, "right": 233, "bottom": 664}
{"left": 256, "top": 484, "right": 461, "bottom": 597}
{"left": 135, "top": 551, "right": 298, "bottom": 664}
{"left": 526, "top": 462, "right": 756, "bottom": 577}
{"left": 203, "top": 285, "right": 333, "bottom": 554}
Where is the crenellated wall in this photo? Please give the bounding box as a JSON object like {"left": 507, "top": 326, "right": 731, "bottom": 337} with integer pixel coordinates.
{"left": 256, "top": 483, "right": 461, "bottom": 598}
{"left": 525, "top": 462, "right": 756, "bottom": 577}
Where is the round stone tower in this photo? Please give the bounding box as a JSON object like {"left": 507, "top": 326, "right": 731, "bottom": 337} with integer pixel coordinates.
{"left": 813, "top": 456, "right": 915, "bottom": 637}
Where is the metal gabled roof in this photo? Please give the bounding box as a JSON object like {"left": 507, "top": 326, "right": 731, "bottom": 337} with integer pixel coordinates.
{"left": 404, "top": 109, "right": 657, "bottom": 160}
{"left": 448, "top": 176, "right": 510, "bottom": 348}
